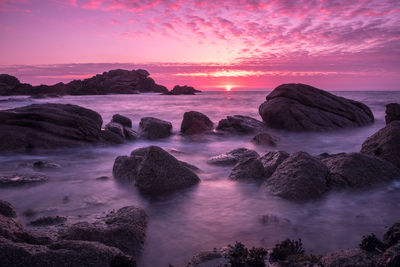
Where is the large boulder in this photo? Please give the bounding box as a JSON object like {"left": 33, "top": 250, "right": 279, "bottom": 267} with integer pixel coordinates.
{"left": 229, "top": 157, "right": 265, "bottom": 181}
{"left": 0, "top": 74, "right": 33, "bottom": 95}
{"left": 386, "top": 103, "right": 400, "bottom": 124}
{"left": 321, "top": 153, "right": 400, "bottom": 189}
{"left": 216, "top": 115, "right": 266, "bottom": 134}
{"left": 113, "top": 146, "right": 200, "bottom": 194}
{"left": 164, "top": 85, "right": 201, "bottom": 95}
{"left": 206, "top": 148, "right": 259, "bottom": 166}
{"left": 111, "top": 114, "right": 132, "bottom": 128}
{"left": 265, "top": 152, "right": 329, "bottom": 201}
{"left": 259, "top": 151, "right": 290, "bottom": 178}
{"left": 361, "top": 121, "right": 400, "bottom": 168}
{"left": 181, "top": 111, "right": 213, "bottom": 135}
{"left": 0, "top": 103, "right": 103, "bottom": 152}
{"left": 139, "top": 117, "right": 172, "bottom": 140}
{"left": 259, "top": 83, "right": 374, "bottom": 131}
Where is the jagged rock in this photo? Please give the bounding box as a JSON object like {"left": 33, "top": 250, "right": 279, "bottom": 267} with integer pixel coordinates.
{"left": 265, "top": 152, "right": 329, "bottom": 201}
{"left": 139, "top": 117, "right": 172, "bottom": 139}
{"left": 206, "top": 148, "right": 259, "bottom": 166}
{"left": 29, "top": 216, "right": 67, "bottom": 226}
{"left": 216, "top": 115, "right": 266, "bottom": 134}
{"left": 164, "top": 85, "right": 201, "bottom": 95}
{"left": 0, "top": 174, "right": 48, "bottom": 187}
{"left": 181, "top": 111, "right": 213, "bottom": 135}
{"left": 251, "top": 132, "right": 277, "bottom": 146}
{"left": 361, "top": 121, "right": 400, "bottom": 168}
{"left": 0, "top": 200, "right": 17, "bottom": 218}
{"left": 0, "top": 103, "right": 103, "bottom": 152}
{"left": 113, "top": 146, "right": 200, "bottom": 194}
{"left": 111, "top": 114, "right": 132, "bottom": 128}
{"left": 386, "top": 103, "right": 400, "bottom": 124}
{"left": 259, "top": 151, "right": 290, "bottom": 178}
{"left": 229, "top": 157, "right": 265, "bottom": 181}
{"left": 259, "top": 83, "right": 374, "bottom": 131}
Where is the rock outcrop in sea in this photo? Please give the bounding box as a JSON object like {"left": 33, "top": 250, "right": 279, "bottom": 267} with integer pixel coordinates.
{"left": 181, "top": 111, "right": 213, "bottom": 135}
{"left": 163, "top": 85, "right": 201, "bottom": 95}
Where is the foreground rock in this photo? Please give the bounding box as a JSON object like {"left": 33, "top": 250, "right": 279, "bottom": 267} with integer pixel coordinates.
{"left": 386, "top": 103, "right": 400, "bottom": 124}
{"left": 111, "top": 114, "right": 132, "bottom": 128}
{"left": 259, "top": 151, "right": 290, "bottom": 178}
{"left": 251, "top": 132, "right": 277, "bottom": 146}
{"left": 216, "top": 115, "right": 266, "bottom": 134}
{"left": 113, "top": 146, "right": 200, "bottom": 194}
{"left": 0, "top": 173, "right": 48, "bottom": 187}
{"left": 164, "top": 85, "right": 201, "bottom": 95}
{"left": 0, "top": 103, "right": 103, "bottom": 152}
{"left": 181, "top": 111, "right": 213, "bottom": 135}
{"left": 207, "top": 148, "right": 259, "bottom": 166}
{"left": 229, "top": 157, "right": 265, "bottom": 181}
{"left": 1, "top": 69, "right": 167, "bottom": 96}
{"left": 265, "top": 152, "right": 329, "bottom": 201}
{"left": 139, "top": 117, "right": 172, "bottom": 139}
{"left": 102, "top": 114, "right": 139, "bottom": 144}
{"left": 259, "top": 83, "right": 374, "bottom": 131}
{"left": 0, "top": 200, "right": 16, "bottom": 218}
{"left": 361, "top": 121, "right": 400, "bottom": 168}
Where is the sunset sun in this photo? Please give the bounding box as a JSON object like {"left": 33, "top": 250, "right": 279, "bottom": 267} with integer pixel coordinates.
{"left": 225, "top": 85, "right": 232, "bottom": 91}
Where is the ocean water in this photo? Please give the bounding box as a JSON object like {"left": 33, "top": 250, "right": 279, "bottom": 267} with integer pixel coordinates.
{"left": 0, "top": 91, "right": 400, "bottom": 266}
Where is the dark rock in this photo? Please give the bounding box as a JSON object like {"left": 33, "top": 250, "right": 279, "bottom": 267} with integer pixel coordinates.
{"left": 382, "top": 243, "right": 400, "bottom": 267}
{"left": 321, "top": 248, "right": 379, "bottom": 267}
{"left": 383, "top": 221, "right": 400, "bottom": 247}
{"left": 265, "top": 152, "right": 329, "bottom": 201}
{"left": 0, "top": 173, "right": 48, "bottom": 187}
{"left": 259, "top": 150, "right": 290, "bottom": 178}
{"left": 123, "top": 127, "right": 139, "bottom": 140}
{"left": 0, "top": 103, "right": 103, "bottom": 152}
{"left": 113, "top": 146, "right": 200, "bottom": 194}
{"left": 139, "top": 117, "right": 172, "bottom": 139}
{"left": 181, "top": 111, "right": 213, "bottom": 135}
{"left": 0, "top": 74, "right": 33, "bottom": 95}
{"left": 32, "top": 160, "right": 61, "bottom": 169}
{"left": 216, "top": 115, "right": 266, "bottom": 135}
{"left": 22, "top": 209, "right": 37, "bottom": 218}
{"left": 259, "top": 83, "right": 374, "bottom": 131}
{"left": 96, "top": 176, "right": 110, "bottom": 181}
{"left": 0, "top": 214, "right": 24, "bottom": 240}
{"left": 164, "top": 85, "right": 201, "bottom": 95}
{"left": 100, "top": 129, "right": 125, "bottom": 144}
{"left": 0, "top": 200, "right": 17, "bottom": 218}
{"left": 361, "top": 121, "right": 400, "bottom": 168}
{"left": 386, "top": 103, "right": 400, "bottom": 124}
{"left": 251, "top": 132, "right": 277, "bottom": 146}
{"left": 105, "top": 122, "right": 125, "bottom": 138}
{"left": 61, "top": 206, "right": 147, "bottom": 257}
{"left": 111, "top": 114, "right": 132, "bottom": 128}
{"left": 322, "top": 153, "right": 400, "bottom": 189}
{"left": 259, "top": 214, "right": 291, "bottom": 226}
{"left": 187, "top": 248, "right": 228, "bottom": 266}
{"left": 206, "top": 148, "right": 259, "bottom": 166}
{"left": 29, "top": 216, "right": 67, "bottom": 226}
{"left": 229, "top": 157, "right": 265, "bottom": 181}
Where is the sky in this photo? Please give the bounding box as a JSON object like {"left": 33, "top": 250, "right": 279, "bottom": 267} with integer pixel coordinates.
{"left": 0, "top": 0, "right": 399, "bottom": 91}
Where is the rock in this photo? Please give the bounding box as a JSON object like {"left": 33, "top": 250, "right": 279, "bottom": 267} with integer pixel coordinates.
{"left": 187, "top": 248, "right": 228, "bottom": 266}
{"left": 181, "top": 111, "right": 213, "bottom": 135}
{"left": 321, "top": 248, "right": 379, "bottom": 267}
{"left": 0, "top": 74, "right": 33, "bottom": 95}
{"left": 383, "top": 221, "right": 400, "bottom": 247}
{"left": 113, "top": 146, "right": 200, "bottom": 194}
{"left": 139, "top": 117, "right": 172, "bottom": 140}
{"left": 164, "top": 85, "right": 201, "bottom": 95}
{"left": 265, "top": 152, "right": 329, "bottom": 201}
{"left": 259, "top": 83, "right": 374, "bottom": 131}
{"left": 251, "top": 132, "right": 277, "bottom": 146}
{"left": 382, "top": 243, "right": 400, "bottom": 267}
{"left": 105, "top": 122, "right": 125, "bottom": 138}
{"left": 96, "top": 176, "right": 110, "bottom": 181}
{"left": 0, "top": 200, "right": 17, "bottom": 218}
{"left": 321, "top": 153, "right": 400, "bottom": 189}
{"left": 29, "top": 216, "right": 67, "bottom": 226}
{"left": 61, "top": 206, "right": 147, "bottom": 257}
{"left": 361, "top": 121, "right": 400, "bottom": 168}
{"left": 0, "top": 103, "right": 103, "bottom": 152}
{"left": 216, "top": 115, "right": 266, "bottom": 135}
{"left": 123, "top": 127, "right": 139, "bottom": 140}
{"left": 100, "top": 129, "right": 125, "bottom": 144}
{"left": 229, "top": 157, "right": 265, "bottom": 181}
{"left": 259, "top": 214, "right": 291, "bottom": 226}
{"left": 32, "top": 161, "right": 61, "bottom": 169}
{"left": 259, "top": 151, "right": 290, "bottom": 178}
{"left": 386, "top": 103, "right": 400, "bottom": 124}
{"left": 0, "top": 173, "right": 48, "bottom": 187}
{"left": 111, "top": 114, "right": 132, "bottom": 128}
{"left": 206, "top": 148, "right": 259, "bottom": 166}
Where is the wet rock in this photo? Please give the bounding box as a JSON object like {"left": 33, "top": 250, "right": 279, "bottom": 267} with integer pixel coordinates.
{"left": 382, "top": 243, "right": 400, "bottom": 267}
{"left": 0, "top": 200, "right": 17, "bottom": 218}
{"left": 322, "top": 152, "right": 400, "bottom": 189}
{"left": 206, "top": 148, "right": 259, "bottom": 166}
{"left": 164, "top": 85, "right": 201, "bottom": 95}
{"left": 229, "top": 157, "right": 265, "bottom": 181}
{"left": 139, "top": 117, "right": 172, "bottom": 140}
{"left": 105, "top": 122, "right": 125, "bottom": 138}
{"left": 361, "top": 121, "right": 400, "bottom": 168}
{"left": 111, "top": 114, "right": 132, "bottom": 128}
{"left": 32, "top": 160, "right": 61, "bottom": 169}
{"left": 181, "top": 111, "right": 213, "bottom": 135}
{"left": 0, "top": 214, "right": 24, "bottom": 239}
{"left": 386, "top": 103, "right": 400, "bottom": 124}
{"left": 123, "top": 127, "right": 139, "bottom": 140}
{"left": 321, "top": 248, "right": 379, "bottom": 267}
{"left": 259, "top": 83, "right": 374, "bottom": 131}
{"left": 100, "top": 129, "right": 125, "bottom": 144}
{"left": 0, "top": 173, "right": 48, "bottom": 187}
{"left": 29, "top": 216, "right": 67, "bottom": 226}
{"left": 251, "top": 132, "right": 277, "bottom": 146}
{"left": 383, "top": 221, "right": 400, "bottom": 247}
{"left": 61, "top": 206, "right": 147, "bottom": 257}
{"left": 265, "top": 152, "right": 329, "bottom": 201}
{"left": 216, "top": 115, "right": 266, "bottom": 135}
{"left": 113, "top": 146, "right": 200, "bottom": 194}
{"left": 0, "top": 103, "right": 103, "bottom": 152}
{"left": 259, "top": 151, "right": 290, "bottom": 178}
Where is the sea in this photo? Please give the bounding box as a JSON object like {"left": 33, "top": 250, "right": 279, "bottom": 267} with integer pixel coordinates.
{"left": 0, "top": 91, "right": 400, "bottom": 266}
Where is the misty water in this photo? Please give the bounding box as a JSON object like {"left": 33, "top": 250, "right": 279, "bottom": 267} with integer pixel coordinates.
{"left": 1, "top": 91, "right": 400, "bottom": 266}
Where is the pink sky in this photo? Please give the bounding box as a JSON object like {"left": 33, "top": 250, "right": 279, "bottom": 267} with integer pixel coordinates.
{"left": 0, "top": 0, "right": 399, "bottom": 90}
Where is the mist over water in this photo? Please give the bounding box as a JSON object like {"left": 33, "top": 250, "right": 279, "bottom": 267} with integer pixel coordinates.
{"left": 1, "top": 91, "right": 400, "bottom": 266}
